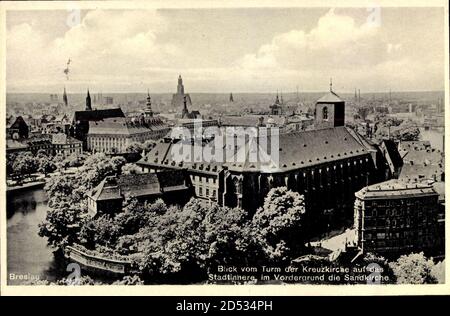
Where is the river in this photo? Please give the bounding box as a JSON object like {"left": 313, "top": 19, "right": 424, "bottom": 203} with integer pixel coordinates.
{"left": 6, "top": 188, "right": 69, "bottom": 285}
{"left": 7, "top": 187, "right": 117, "bottom": 285}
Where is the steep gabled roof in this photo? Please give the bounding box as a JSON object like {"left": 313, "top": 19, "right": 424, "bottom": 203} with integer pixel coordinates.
{"left": 316, "top": 91, "right": 344, "bottom": 103}
{"left": 381, "top": 139, "right": 404, "bottom": 170}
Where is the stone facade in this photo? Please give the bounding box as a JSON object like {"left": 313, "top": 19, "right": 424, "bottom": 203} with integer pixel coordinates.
{"left": 354, "top": 179, "right": 442, "bottom": 257}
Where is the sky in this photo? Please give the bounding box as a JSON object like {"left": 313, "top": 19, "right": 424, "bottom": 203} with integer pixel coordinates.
{"left": 5, "top": 6, "right": 446, "bottom": 93}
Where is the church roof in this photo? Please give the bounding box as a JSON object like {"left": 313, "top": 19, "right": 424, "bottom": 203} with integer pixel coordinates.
{"left": 226, "top": 126, "right": 371, "bottom": 173}
{"left": 317, "top": 91, "right": 344, "bottom": 103}
{"left": 138, "top": 126, "right": 376, "bottom": 174}
{"left": 88, "top": 117, "right": 169, "bottom": 136}
{"left": 73, "top": 108, "right": 125, "bottom": 123}
{"left": 381, "top": 139, "right": 404, "bottom": 170}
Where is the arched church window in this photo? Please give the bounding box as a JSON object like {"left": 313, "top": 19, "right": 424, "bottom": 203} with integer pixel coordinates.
{"left": 323, "top": 107, "right": 328, "bottom": 120}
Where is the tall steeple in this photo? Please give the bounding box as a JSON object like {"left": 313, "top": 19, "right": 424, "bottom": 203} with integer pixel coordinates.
{"left": 86, "top": 89, "right": 92, "bottom": 111}
{"left": 182, "top": 95, "right": 189, "bottom": 118}
{"left": 177, "top": 75, "right": 185, "bottom": 94}
{"left": 63, "top": 86, "right": 68, "bottom": 106}
{"left": 145, "top": 90, "right": 153, "bottom": 117}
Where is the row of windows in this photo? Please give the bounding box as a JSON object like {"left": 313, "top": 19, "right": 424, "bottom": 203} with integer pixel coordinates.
{"left": 191, "top": 175, "right": 217, "bottom": 184}
{"left": 364, "top": 216, "right": 433, "bottom": 228}
{"left": 365, "top": 198, "right": 436, "bottom": 208}
{"left": 364, "top": 207, "right": 435, "bottom": 218}
{"left": 197, "top": 186, "right": 217, "bottom": 199}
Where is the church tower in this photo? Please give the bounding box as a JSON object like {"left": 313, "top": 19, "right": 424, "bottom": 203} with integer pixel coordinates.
{"left": 171, "top": 75, "right": 192, "bottom": 115}
{"left": 63, "top": 86, "right": 68, "bottom": 106}
{"left": 315, "top": 79, "right": 345, "bottom": 129}
{"left": 177, "top": 75, "right": 185, "bottom": 94}
{"left": 86, "top": 89, "right": 92, "bottom": 111}
{"left": 181, "top": 95, "right": 189, "bottom": 118}
{"left": 145, "top": 90, "right": 153, "bottom": 117}
{"left": 270, "top": 91, "right": 282, "bottom": 115}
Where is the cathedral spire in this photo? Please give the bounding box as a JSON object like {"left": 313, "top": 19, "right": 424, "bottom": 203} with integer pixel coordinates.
{"left": 63, "top": 86, "right": 68, "bottom": 106}
{"left": 86, "top": 89, "right": 92, "bottom": 111}
{"left": 146, "top": 89, "right": 153, "bottom": 117}
{"left": 177, "top": 75, "right": 184, "bottom": 94}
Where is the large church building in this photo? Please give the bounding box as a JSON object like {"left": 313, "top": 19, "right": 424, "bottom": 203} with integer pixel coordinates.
{"left": 136, "top": 86, "right": 402, "bottom": 233}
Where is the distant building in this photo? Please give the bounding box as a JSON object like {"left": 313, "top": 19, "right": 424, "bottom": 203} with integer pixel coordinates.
{"left": 7, "top": 116, "right": 29, "bottom": 139}
{"left": 219, "top": 114, "right": 313, "bottom": 132}
{"left": 269, "top": 93, "right": 283, "bottom": 115}
{"left": 86, "top": 89, "right": 92, "bottom": 110}
{"left": 354, "top": 179, "right": 442, "bottom": 257}
{"left": 87, "top": 116, "right": 169, "bottom": 154}
{"left": 70, "top": 90, "right": 126, "bottom": 149}
{"left": 87, "top": 170, "right": 192, "bottom": 216}
{"left": 6, "top": 139, "right": 29, "bottom": 154}
{"left": 104, "top": 96, "right": 114, "bottom": 105}
{"left": 171, "top": 75, "right": 193, "bottom": 115}
{"left": 63, "top": 87, "right": 68, "bottom": 106}
{"left": 23, "top": 135, "right": 54, "bottom": 155}
{"left": 51, "top": 133, "right": 83, "bottom": 158}
{"left": 398, "top": 141, "right": 444, "bottom": 182}
{"left": 177, "top": 118, "right": 219, "bottom": 133}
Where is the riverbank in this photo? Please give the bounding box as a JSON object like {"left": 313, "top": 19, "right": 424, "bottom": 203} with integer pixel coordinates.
{"left": 6, "top": 180, "right": 46, "bottom": 193}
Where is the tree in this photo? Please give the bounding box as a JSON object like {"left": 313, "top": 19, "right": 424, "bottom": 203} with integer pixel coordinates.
{"left": 38, "top": 200, "right": 87, "bottom": 248}
{"left": 44, "top": 174, "right": 85, "bottom": 207}
{"left": 6, "top": 153, "right": 17, "bottom": 176}
{"left": 63, "top": 153, "right": 85, "bottom": 168}
{"left": 80, "top": 153, "right": 126, "bottom": 188}
{"left": 12, "top": 152, "right": 38, "bottom": 179}
{"left": 357, "top": 107, "right": 371, "bottom": 121}
{"left": 125, "top": 142, "right": 143, "bottom": 154}
{"left": 130, "top": 199, "right": 260, "bottom": 278}
{"left": 122, "top": 163, "right": 141, "bottom": 175}
{"left": 391, "top": 120, "right": 420, "bottom": 141}
{"left": 52, "top": 153, "right": 66, "bottom": 170}
{"left": 112, "top": 275, "right": 144, "bottom": 285}
{"left": 37, "top": 155, "right": 57, "bottom": 175}
{"left": 252, "top": 187, "right": 306, "bottom": 261}
{"left": 201, "top": 202, "right": 263, "bottom": 269}
{"left": 79, "top": 214, "right": 122, "bottom": 249}
{"left": 389, "top": 252, "right": 438, "bottom": 284}
{"left": 431, "top": 260, "right": 445, "bottom": 284}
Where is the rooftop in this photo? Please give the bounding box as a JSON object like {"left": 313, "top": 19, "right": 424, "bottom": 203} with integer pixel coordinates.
{"left": 316, "top": 91, "right": 344, "bottom": 103}
{"left": 88, "top": 117, "right": 168, "bottom": 135}
{"left": 88, "top": 170, "right": 188, "bottom": 201}
{"left": 355, "top": 179, "right": 437, "bottom": 200}
{"left": 138, "top": 126, "right": 374, "bottom": 173}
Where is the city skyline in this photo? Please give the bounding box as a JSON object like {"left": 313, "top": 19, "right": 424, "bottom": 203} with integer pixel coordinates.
{"left": 6, "top": 6, "right": 446, "bottom": 93}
